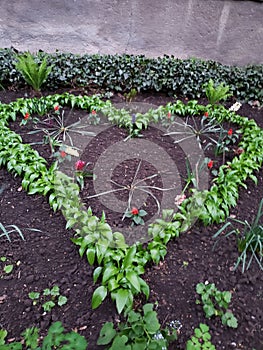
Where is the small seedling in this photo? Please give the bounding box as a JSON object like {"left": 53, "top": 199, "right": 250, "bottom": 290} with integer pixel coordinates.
{"left": 28, "top": 285, "right": 67, "bottom": 312}
{"left": 182, "top": 261, "right": 189, "bottom": 268}
{"left": 196, "top": 282, "right": 238, "bottom": 328}
{"left": 97, "top": 303, "right": 177, "bottom": 349}
{"left": 186, "top": 323, "right": 216, "bottom": 350}
{"left": 1, "top": 256, "right": 16, "bottom": 277}
{"left": 124, "top": 88, "right": 138, "bottom": 102}
{"left": 0, "top": 322, "right": 87, "bottom": 349}
{"left": 124, "top": 207, "right": 147, "bottom": 226}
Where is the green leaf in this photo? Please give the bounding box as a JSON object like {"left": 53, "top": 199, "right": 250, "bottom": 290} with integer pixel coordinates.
{"left": 194, "top": 328, "right": 202, "bottom": 338}
{"left": 203, "top": 304, "right": 215, "bottom": 318}
{"left": 126, "top": 270, "right": 141, "bottom": 292}
{"left": 4, "top": 264, "right": 13, "bottom": 274}
{"left": 199, "top": 323, "right": 209, "bottom": 333}
{"left": 43, "top": 301, "right": 56, "bottom": 312}
{"left": 43, "top": 288, "right": 51, "bottom": 296}
{"left": 97, "top": 322, "right": 116, "bottom": 345}
{"left": 115, "top": 288, "right": 130, "bottom": 314}
{"left": 108, "top": 278, "right": 120, "bottom": 292}
{"left": 196, "top": 283, "right": 205, "bottom": 294}
{"left": 58, "top": 295, "right": 68, "bottom": 306}
{"left": 110, "top": 335, "right": 131, "bottom": 350}
{"left": 102, "top": 265, "right": 119, "bottom": 284}
{"left": 122, "top": 245, "right": 136, "bottom": 269}
{"left": 144, "top": 310, "right": 160, "bottom": 334}
{"left": 227, "top": 316, "right": 238, "bottom": 328}
{"left": 29, "top": 292, "right": 40, "bottom": 300}
{"left": 93, "top": 266, "right": 103, "bottom": 283}
{"left": 92, "top": 286, "right": 107, "bottom": 309}
{"left": 50, "top": 285, "right": 60, "bottom": 296}
{"left": 222, "top": 291, "right": 231, "bottom": 303}
{"left": 86, "top": 247, "right": 96, "bottom": 265}
{"left": 0, "top": 329, "right": 7, "bottom": 345}
{"left": 138, "top": 277, "right": 150, "bottom": 299}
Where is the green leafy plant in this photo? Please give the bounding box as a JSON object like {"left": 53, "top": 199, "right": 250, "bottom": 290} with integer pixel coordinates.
{"left": 88, "top": 109, "right": 101, "bottom": 125}
{"left": 0, "top": 222, "right": 25, "bottom": 241}
{"left": 186, "top": 323, "right": 216, "bottom": 350}
{"left": 28, "top": 285, "right": 68, "bottom": 312}
{"left": 74, "top": 159, "right": 93, "bottom": 190}
{"left": 0, "top": 321, "right": 88, "bottom": 349}
{"left": 124, "top": 88, "right": 138, "bottom": 102}
{"left": 2, "top": 48, "right": 262, "bottom": 101}
{"left": 1, "top": 92, "right": 263, "bottom": 320}
{"left": 27, "top": 105, "right": 95, "bottom": 149}
{"left": 97, "top": 303, "right": 177, "bottom": 349}
{"left": 204, "top": 79, "right": 232, "bottom": 105}
{"left": 196, "top": 282, "right": 238, "bottom": 328}
{"left": 124, "top": 207, "right": 147, "bottom": 226}
{"left": 15, "top": 51, "right": 52, "bottom": 93}
{"left": 164, "top": 113, "right": 223, "bottom": 150}
{"left": 0, "top": 256, "right": 14, "bottom": 276}
{"left": 213, "top": 198, "right": 263, "bottom": 272}
{"left": 214, "top": 127, "right": 241, "bottom": 164}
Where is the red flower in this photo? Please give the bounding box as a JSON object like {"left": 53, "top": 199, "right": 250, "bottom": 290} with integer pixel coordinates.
{"left": 207, "top": 160, "right": 214, "bottom": 169}
{"left": 131, "top": 207, "right": 139, "bottom": 215}
{"left": 24, "top": 112, "right": 30, "bottom": 120}
{"left": 204, "top": 112, "right": 209, "bottom": 118}
{"left": 75, "top": 160, "right": 86, "bottom": 171}
{"left": 167, "top": 111, "right": 171, "bottom": 119}
{"left": 228, "top": 129, "right": 233, "bottom": 136}
{"left": 234, "top": 147, "right": 244, "bottom": 155}
{"left": 91, "top": 110, "right": 96, "bottom": 115}
{"left": 60, "top": 151, "right": 66, "bottom": 158}
{"left": 54, "top": 105, "right": 60, "bottom": 111}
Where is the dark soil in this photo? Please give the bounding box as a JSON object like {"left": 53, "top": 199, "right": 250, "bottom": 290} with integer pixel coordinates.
{"left": 0, "top": 88, "right": 263, "bottom": 350}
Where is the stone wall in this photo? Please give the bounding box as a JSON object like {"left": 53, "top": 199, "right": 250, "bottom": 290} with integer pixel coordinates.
{"left": 0, "top": 0, "right": 262, "bottom": 65}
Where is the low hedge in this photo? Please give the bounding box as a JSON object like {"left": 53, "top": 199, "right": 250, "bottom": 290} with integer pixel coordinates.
{"left": 0, "top": 48, "right": 262, "bottom": 102}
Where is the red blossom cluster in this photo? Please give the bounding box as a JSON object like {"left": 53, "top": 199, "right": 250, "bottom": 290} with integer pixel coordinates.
{"left": 207, "top": 160, "right": 214, "bottom": 169}
{"left": 75, "top": 160, "right": 86, "bottom": 171}
{"left": 60, "top": 151, "right": 67, "bottom": 158}
{"left": 131, "top": 207, "right": 139, "bottom": 215}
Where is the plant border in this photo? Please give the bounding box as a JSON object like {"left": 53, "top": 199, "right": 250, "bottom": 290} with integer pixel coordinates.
{"left": 1, "top": 93, "right": 263, "bottom": 315}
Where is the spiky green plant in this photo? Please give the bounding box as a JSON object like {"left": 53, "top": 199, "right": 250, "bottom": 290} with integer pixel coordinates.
{"left": 205, "top": 79, "right": 232, "bottom": 105}
{"left": 15, "top": 52, "right": 52, "bottom": 92}
{"left": 213, "top": 198, "right": 263, "bottom": 272}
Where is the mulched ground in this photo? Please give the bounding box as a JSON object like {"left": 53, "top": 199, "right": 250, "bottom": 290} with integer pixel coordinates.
{"left": 0, "top": 87, "right": 262, "bottom": 350}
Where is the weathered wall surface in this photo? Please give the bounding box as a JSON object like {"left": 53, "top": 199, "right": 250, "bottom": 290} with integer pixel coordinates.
{"left": 0, "top": 0, "right": 262, "bottom": 65}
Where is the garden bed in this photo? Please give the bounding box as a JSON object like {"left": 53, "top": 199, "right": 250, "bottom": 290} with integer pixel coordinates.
{"left": 0, "top": 86, "right": 262, "bottom": 349}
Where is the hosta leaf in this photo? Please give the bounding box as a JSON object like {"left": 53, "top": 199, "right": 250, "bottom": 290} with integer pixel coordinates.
{"left": 115, "top": 288, "right": 130, "bottom": 314}
{"left": 92, "top": 286, "right": 107, "bottom": 309}
{"left": 126, "top": 270, "right": 141, "bottom": 292}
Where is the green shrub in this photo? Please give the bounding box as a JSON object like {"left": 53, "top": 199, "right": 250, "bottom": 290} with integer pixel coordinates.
{"left": 0, "top": 48, "right": 262, "bottom": 102}
{"left": 15, "top": 51, "right": 52, "bottom": 92}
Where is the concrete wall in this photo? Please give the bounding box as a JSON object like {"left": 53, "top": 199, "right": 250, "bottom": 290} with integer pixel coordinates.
{"left": 0, "top": 0, "right": 262, "bottom": 66}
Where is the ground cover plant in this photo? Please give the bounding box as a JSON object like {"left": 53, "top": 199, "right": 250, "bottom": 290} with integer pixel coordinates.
{"left": 0, "top": 51, "right": 262, "bottom": 349}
